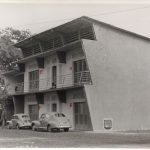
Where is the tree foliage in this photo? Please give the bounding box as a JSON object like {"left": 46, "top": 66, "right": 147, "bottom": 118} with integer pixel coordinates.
{"left": 0, "top": 28, "right": 31, "bottom": 103}
{"left": 0, "top": 27, "right": 31, "bottom": 71}
{"left": 0, "top": 27, "right": 31, "bottom": 113}
{"left": 0, "top": 27, "right": 31, "bottom": 44}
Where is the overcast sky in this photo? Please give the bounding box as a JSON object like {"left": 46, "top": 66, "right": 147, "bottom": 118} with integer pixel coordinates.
{"left": 0, "top": 1, "right": 150, "bottom": 38}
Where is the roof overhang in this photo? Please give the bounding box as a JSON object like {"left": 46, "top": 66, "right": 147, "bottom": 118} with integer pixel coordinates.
{"left": 14, "top": 16, "right": 150, "bottom": 49}
{"left": 1, "top": 69, "right": 24, "bottom": 76}
{"left": 14, "top": 16, "right": 92, "bottom": 48}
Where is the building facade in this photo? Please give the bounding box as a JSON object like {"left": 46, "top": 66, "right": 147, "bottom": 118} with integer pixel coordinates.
{"left": 3, "top": 16, "right": 150, "bottom": 131}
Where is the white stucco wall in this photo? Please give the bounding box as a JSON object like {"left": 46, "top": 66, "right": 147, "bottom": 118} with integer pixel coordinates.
{"left": 23, "top": 48, "right": 86, "bottom": 128}
{"left": 23, "top": 49, "right": 85, "bottom": 92}
{"left": 82, "top": 23, "right": 150, "bottom": 131}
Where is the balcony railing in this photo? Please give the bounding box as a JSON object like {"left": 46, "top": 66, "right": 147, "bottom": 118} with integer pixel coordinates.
{"left": 10, "top": 71, "right": 92, "bottom": 95}
{"left": 15, "top": 82, "right": 24, "bottom": 93}
{"left": 74, "top": 71, "right": 91, "bottom": 84}
{"left": 29, "top": 80, "right": 39, "bottom": 92}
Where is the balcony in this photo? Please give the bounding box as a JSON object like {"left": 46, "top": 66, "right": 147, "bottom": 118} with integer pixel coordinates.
{"left": 10, "top": 71, "right": 92, "bottom": 95}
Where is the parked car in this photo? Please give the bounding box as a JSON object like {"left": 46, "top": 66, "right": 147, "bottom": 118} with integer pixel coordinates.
{"left": 31, "top": 112, "right": 71, "bottom": 132}
{"left": 6, "top": 114, "right": 31, "bottom": 129}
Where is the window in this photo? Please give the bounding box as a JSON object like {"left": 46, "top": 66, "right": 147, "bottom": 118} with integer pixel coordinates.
{"left": 36, "top": 93, "right": 44, "bottom": 104}
{"left": 29, "top": 70, "right": 39, "bottom": 91}
{"left": 14, "top": 116, "right": 19, "bottom": 120}
{"left": 74, "top": 59, "right": 88, "bottom": 73}
{"left": 74, "top": 59, "right": 88, "bottom": 83}
{"left": 52, "top": 103, "right": 57, "bottom": 112}
{"left": 22, "top": 115, "right": 29, "bottom": 119}
{"left": 54, "top": 113, "right": 65, "bottom": 117}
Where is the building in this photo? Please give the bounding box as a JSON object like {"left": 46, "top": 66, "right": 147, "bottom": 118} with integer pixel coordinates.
{"left": 3, "top": 16, "right": 150, "bottom": 131}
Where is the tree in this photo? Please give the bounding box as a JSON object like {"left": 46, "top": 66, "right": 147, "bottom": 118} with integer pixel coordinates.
{"left": 0, "top": 27, "right": 31, "bottom": 71}
{"left": 0, "top": 27, "right": 31, "bottom": 44}
{"left": 0, "top": 28, "right": 31, "bottom": 116}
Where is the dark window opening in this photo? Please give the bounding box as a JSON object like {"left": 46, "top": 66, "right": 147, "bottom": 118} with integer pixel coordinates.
{"left": 29, "top": 70, "right": 39, "bottom": 91}
{"left": 52, "top": 103, "right": 57, "bottom": 112}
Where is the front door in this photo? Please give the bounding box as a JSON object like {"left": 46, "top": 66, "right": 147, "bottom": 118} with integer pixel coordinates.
{"left": 74, "top": 102, "right": 92, "bottom": 131}
{"left": 29, "top": 104, "right": 39, "bottom": 121}
{"left": 52, "top": 66, "right": 57, "bottom": 88}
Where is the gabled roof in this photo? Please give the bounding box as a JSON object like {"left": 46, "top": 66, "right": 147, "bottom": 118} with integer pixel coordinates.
{"left": 14, "top": 16, "right": 150, "bottom": 48}
{"left": 85, "top": 16, "right": 150, "bottom": 42}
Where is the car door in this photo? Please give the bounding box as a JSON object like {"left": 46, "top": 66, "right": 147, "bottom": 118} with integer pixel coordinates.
{"left": 12, "top": 115, "right": 18, "bottom": 127}
{"left": 42, "top": 114, "right": 49, "bottom": 127}
{"left": 11, "top": 115, "right": 15, "bottom": 128}
{"left": 40, "top": 114, "right": 46, "bottom": 128}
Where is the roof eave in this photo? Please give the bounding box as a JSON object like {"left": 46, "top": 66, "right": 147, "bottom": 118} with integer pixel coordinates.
{"left": 14, "top": 16, "right": 89, "bottom": 48}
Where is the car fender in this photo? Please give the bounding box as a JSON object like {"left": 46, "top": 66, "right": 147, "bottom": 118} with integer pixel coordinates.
{"left": 17, "top": 120, "right": 23, "bottom": 126}
{"left": 32, "top": 121, "right": 41, "bottom": 127}
{"left": 6, "top": 120, "right": 13, "bottom": 128}
{"left": 6, "top": 120, "right": 13, "bottom": 126}
{"left": 48, "top": 121, "right": 57, "bottom": 128}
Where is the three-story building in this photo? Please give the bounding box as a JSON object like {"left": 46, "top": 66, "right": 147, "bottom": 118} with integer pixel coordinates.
{"left": 3, "top": 16, "right": 95, "bottom": 131}
{"left": 4, "top": 16, "right": 150, "bottom": 131}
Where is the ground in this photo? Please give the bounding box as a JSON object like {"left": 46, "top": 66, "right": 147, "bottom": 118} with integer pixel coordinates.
{"left": 0, "top": 127, "right": 150, "bottom": 148}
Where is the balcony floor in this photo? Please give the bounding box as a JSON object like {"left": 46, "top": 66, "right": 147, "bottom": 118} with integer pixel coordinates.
{"left": 10, "top": 84, "right": 84, "bottom": 96}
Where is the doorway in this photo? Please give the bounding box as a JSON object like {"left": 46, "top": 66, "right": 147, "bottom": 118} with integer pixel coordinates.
{"left": 52, "top": 66, "right": 57, "bottom": 88}
{"left": 29, "top": 104, "right": 39, "bottom": 121}
{"left": 74, "top": 102, "right": 92, "bottom": 131}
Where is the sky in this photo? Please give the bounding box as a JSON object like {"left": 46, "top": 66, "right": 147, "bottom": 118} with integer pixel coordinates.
{"left": 1, "top": 0, "right": 150, "bottom": 38}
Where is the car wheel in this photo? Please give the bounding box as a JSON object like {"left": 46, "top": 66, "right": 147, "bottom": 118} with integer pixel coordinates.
{"left": 64, "top": 128, "right": 69, "bottom": 132}
{"left": 7, "top": 124, "right": 11, "bottom": 129}
{"left": 16, "top": 124, "right": 20, "bottom": 130}
{"left": 32, "top": 124, "right": 36, "bottom": 131}
{"left": 47, "top": 125, "right": 51, "bottom": 132}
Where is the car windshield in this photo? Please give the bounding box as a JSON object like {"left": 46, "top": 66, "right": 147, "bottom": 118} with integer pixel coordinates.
{"left": 22, "top": 115, "right": 29, "bottom": 119}
{"left": 54, "top": 113, "right": 65, "bottom": 117}
{"left": 45, "top": 114, "right": 50, "bottom": 118}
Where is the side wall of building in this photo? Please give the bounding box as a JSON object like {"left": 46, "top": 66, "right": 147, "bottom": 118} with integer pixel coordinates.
{"left": 82, "top": 23, "right": 150, "bottom": 131}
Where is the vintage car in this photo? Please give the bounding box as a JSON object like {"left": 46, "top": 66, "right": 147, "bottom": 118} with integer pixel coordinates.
{"left": 31, "top": 112, "right": 71, "bottom": 132}
{"left": 6, "top": 114, "right": 31, "bottom": 129}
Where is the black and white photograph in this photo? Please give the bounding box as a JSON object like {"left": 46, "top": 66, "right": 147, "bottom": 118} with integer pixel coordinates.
{"left": 1, "top": 0, "right": 150, "bottom": 148}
